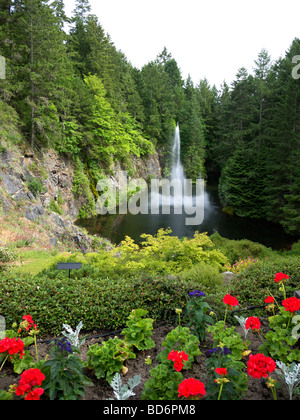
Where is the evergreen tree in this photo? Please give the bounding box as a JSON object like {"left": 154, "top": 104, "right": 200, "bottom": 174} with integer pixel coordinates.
{"left": 179, "top": 76, "right": 206, "bottom": 180}
{"left": 4, "top": 0, "right": 72, "bottom": 148}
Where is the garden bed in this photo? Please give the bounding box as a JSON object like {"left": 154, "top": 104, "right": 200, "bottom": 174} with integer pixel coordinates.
{"left": 0, "top": 321, "right": 298, "bottom": 401}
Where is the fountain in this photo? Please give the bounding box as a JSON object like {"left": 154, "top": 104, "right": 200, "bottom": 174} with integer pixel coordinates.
{"left": 171, "top": 123, "right": 185, "bottom": 182}
{"left": 149, "top": 123, "right": 204, "bottom": 225}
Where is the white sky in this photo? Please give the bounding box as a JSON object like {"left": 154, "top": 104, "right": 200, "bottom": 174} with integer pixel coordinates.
{"left": 63, "top": 0, "right": 300, "bottom": 89}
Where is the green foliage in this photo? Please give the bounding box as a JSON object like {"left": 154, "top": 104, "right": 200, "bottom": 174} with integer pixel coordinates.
{"left": 49, "top": 199, "right": 63, "bottom": 215}
{"left": 207, "top": 321, "right": 250, "bottom": 361}
{"left": 157, "top": 326, "right": 201, "bottom": 369}
{"left": 84, "top": 75, "right": 154, "bottom": 166}
{"left": 0, "top": 247, "right": 17, "bottom": 264}
{"left": 185, "top": 293, "right": 214, "bottom": 341}
{"left": 179, "top": 263, "right": 223, "bottom": 294}
{"left": 0, "top": 390, "right": 14, "bottom": 400}
{"left": 72, "top": 158, "right": 96, "bottom": 218}
{"left": 0, "top": 271, "right": 202, "bottom": 335}
{"left": 206, "top": 352, "right": 248, "bottom": 400}
{"left": 0, "top": 100, "right": 22, "bottom": 146}
{"left": 27, "top": 178, "right": 47, "bottom": 198}
{"left": 141, "top": 364, "right": 183, "bottom": 401}
{"left": 259, "top": 308, "right": 300, "bottom": 363}
{"left": 218, "top": 145, "right": 267, "bottom": 219}
{"left": 42, "top": 342, "right": 93, "bottom": 400}
{"left": 210, "top": 232, "right": 274, "bottom": 265}
{"left": 121, "top": 309, "right": 155, "bottom": 351}
{"left": 230, "top": 256, "right": 300, "bottom": 308}
{"left": 116, "top": 229, "right": 227, "bottom": 275}
{"left": 86, "top": 338, "right": 136, "bottom": 383}
{"left": 286, "top": 240, "right": 300, "bottom": 256}
{"left": 42, "top": 229, "right": 227, "bottom": 278}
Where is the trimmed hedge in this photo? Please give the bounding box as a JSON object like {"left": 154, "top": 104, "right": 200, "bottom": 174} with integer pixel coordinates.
{"left": 0, "top": 272, "right": 204, "bottom": 336}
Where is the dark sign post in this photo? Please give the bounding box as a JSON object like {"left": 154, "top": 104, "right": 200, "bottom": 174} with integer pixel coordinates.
{"left": 57, "top": 263, "right": 82, "bottom": 279}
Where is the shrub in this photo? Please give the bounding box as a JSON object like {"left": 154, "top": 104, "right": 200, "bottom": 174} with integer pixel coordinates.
{"left": 179, "top": 263, "right": 223, "bottom": 294}
{"left": 27, "top": 178, "right": 46, "bottom": 197}
{"left": 210, "top": 233, "right": 275, "bottom": 264}
{"left": 0, "top": 247, "right": 17, "bottom": 264}
{"left": 230, "top": 256, "right": 300, "bottom": 308}
{"left": 41, "top": 230, "right": 228, "bottom": 279}
{"left": 224, "top": 257, "right": 260, "bottom": 274}
{"left": 49, "top": 200, "right": 63, "bottom": 215}
{"left": 286, "top": 240, "right": 300, "bottom": 256}
{"left": 0, "top": 272, "right": 203, "bottom": 336}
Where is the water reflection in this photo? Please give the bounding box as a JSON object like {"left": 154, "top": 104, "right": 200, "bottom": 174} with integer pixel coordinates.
{"left": 77, "top": 184, "right": 296, "bottom": 250}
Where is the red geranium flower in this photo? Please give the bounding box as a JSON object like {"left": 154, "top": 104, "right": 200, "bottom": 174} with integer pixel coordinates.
{"left": 265, "top": 296, "right": 275, "bottom": 304}
{"left": 24, "top": 388, "right": 44, "bottom": 401}
{"left": 247, "top": 353, "right": 276, "bottom": 379}
{"left": 168, "top": 350, "right": 189, "bottom": 372}
{"left": 274, "top": 272, "right": 289, "bottom": 283}
{"left": 18, "top": 315, "right": 38, "bottom": 333}
{"left": 15, "top": 368, "right": 45, "bottom": 400}
{"left": 215, "top": 368, "right": 228, "bottom": 376}
{"left": 223, "top": 294, "right": 239, "bottom": 309}
{"left": 178, "top": 378, "right": 206, "bottom": 399}
{"left": 0, "top": 337, "right": 25, "bottom": 359}
{"left": 282, "top": 297, "right": 300, "bottom": 314}
{"left": 245, "top": 317, "right": 261, "bottom": 332}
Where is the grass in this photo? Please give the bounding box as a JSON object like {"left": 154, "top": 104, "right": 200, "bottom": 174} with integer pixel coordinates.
{"left": 13, "top": 249, "right": 58, "bottom": 275}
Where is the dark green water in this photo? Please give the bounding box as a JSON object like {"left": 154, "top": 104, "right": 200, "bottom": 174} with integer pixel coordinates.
{"left": 76, "top": 183, "right": 297, "bottom": 250}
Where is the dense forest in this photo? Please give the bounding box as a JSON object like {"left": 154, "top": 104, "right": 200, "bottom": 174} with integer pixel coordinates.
{"left": 0, "top": 0, "right": 299, "bottom": 235}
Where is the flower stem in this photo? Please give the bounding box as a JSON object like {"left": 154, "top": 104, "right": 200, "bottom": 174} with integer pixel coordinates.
{"left": 34, "top": 335, "right": 39, "bottom": 363}
{"left": 0, "top": 355, "right": 8, "bottom": 372}
{"left": 282, "top": 284, "right": 287, "bottom": 301}
{"left": 218, "top": 383, "right": 224, "bottom": 401}
{"left": 270, "top": 386, "right": 277, "bottom": 401}
{"left": 257, "top": 331, "right": 265, "bottom": 343}
{"left": 224, "top": 306, "right": 228, "bottom": 327}
{"left": 287, "top": 313, "right": 292, "bottom": 330}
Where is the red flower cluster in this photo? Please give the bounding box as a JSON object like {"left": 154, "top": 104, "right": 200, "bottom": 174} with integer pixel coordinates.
{"left": 247, "top": 353, "right": 276, "bottom": 379}
{"left": 18, "top": 315, "right": 38, "bottom": 333}
{"left": 15, "top": 368, "right": 45, "bottom": 401}
{"left": 282, "top": 297, "right": 300, "bottom": 314}
{"left": 168, "top": 350, "right": 188, "bottom": 372}
{"left": 0, "top": 337, "right": 25, "bottom": 359}
{"left": 215, "top": 368, "right": 227, "bottom": 377}
{"left": 223, "top": 294, "right": 239, "bottom": 309}
{"left": 245, "top": 317, "right": 261, "bottom": 332}
{"left": 265, "top": 296, "right": 275, "bottom": 304}
{"left": 274, "top": 272, "right": 289, "bottom": 283}
{"left": 178, "top": 378, "right": 206, "bottom": 399}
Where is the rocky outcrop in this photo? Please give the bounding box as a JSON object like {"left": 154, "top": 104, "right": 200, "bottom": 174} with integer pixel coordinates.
{"left": 0, "top": 144, "right": 162, "bottom": 249}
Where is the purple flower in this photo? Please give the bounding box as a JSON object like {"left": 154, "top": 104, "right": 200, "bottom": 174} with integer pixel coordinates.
{"left": 54, "top": 338, "right": 72, "bottom": 354}
{"left": 206, "top": 347, "right": 232, "bottom": 357}
{"left": 189, "top": 290, "right": 206, "bottom": 298}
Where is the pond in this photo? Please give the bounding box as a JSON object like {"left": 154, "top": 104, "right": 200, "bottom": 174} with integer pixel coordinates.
{"left": 76, "top": 182, "right": 297, "bottom": 250}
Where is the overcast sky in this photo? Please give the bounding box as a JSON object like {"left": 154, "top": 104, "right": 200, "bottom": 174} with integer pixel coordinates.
{"left": 63, "top": 0, "right": 300, "bottom": 89}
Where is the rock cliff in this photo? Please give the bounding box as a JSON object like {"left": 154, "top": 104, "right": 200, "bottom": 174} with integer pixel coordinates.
{"left": 0, "top": 143, "right": 161, "bottom": 250}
